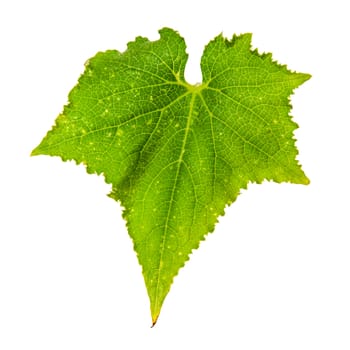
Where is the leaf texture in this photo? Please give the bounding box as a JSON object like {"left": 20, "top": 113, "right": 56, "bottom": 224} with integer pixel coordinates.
{"left": 32, "top": 28, "right": 310, "bottom": 325}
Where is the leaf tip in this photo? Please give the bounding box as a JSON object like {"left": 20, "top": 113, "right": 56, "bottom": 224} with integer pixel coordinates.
{"left": 151, "top": 314, "right": 159, "bottom": 328}
{"left": 298, "top": 72, "right": 312, "bottom": 85}
{"left": 30, "top": 145, "right": 41, "bottom": 157}
{"left": 302, "top": 175, "right": 311, "bottom": 185}
{"left": 304, "top": 73, "right": 312, "bottom": 80}
{"left": 295, "top": 168, "right": 310, "bottom": 185}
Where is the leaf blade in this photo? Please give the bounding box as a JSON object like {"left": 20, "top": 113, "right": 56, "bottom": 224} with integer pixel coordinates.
{"left": 32, "top": 28, "right": 310, "bottom": 325}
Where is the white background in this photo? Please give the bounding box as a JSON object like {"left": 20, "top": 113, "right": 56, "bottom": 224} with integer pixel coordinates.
{"left": 1, "top": 0, "right": 349, "bottom": 349}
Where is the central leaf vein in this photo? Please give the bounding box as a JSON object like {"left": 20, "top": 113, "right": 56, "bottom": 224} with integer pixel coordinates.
{"left": 153, "top": 92, "right": 197, "bottom": 310}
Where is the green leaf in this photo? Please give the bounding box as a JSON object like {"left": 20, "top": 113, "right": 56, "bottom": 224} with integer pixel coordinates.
{"left": 32, "top": 28, "right": 310, "bottom": 325}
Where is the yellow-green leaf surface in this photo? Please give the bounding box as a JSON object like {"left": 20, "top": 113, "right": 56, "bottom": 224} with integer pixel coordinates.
{"left": 32, "top": 28, "right": 310, "bottom": 325}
